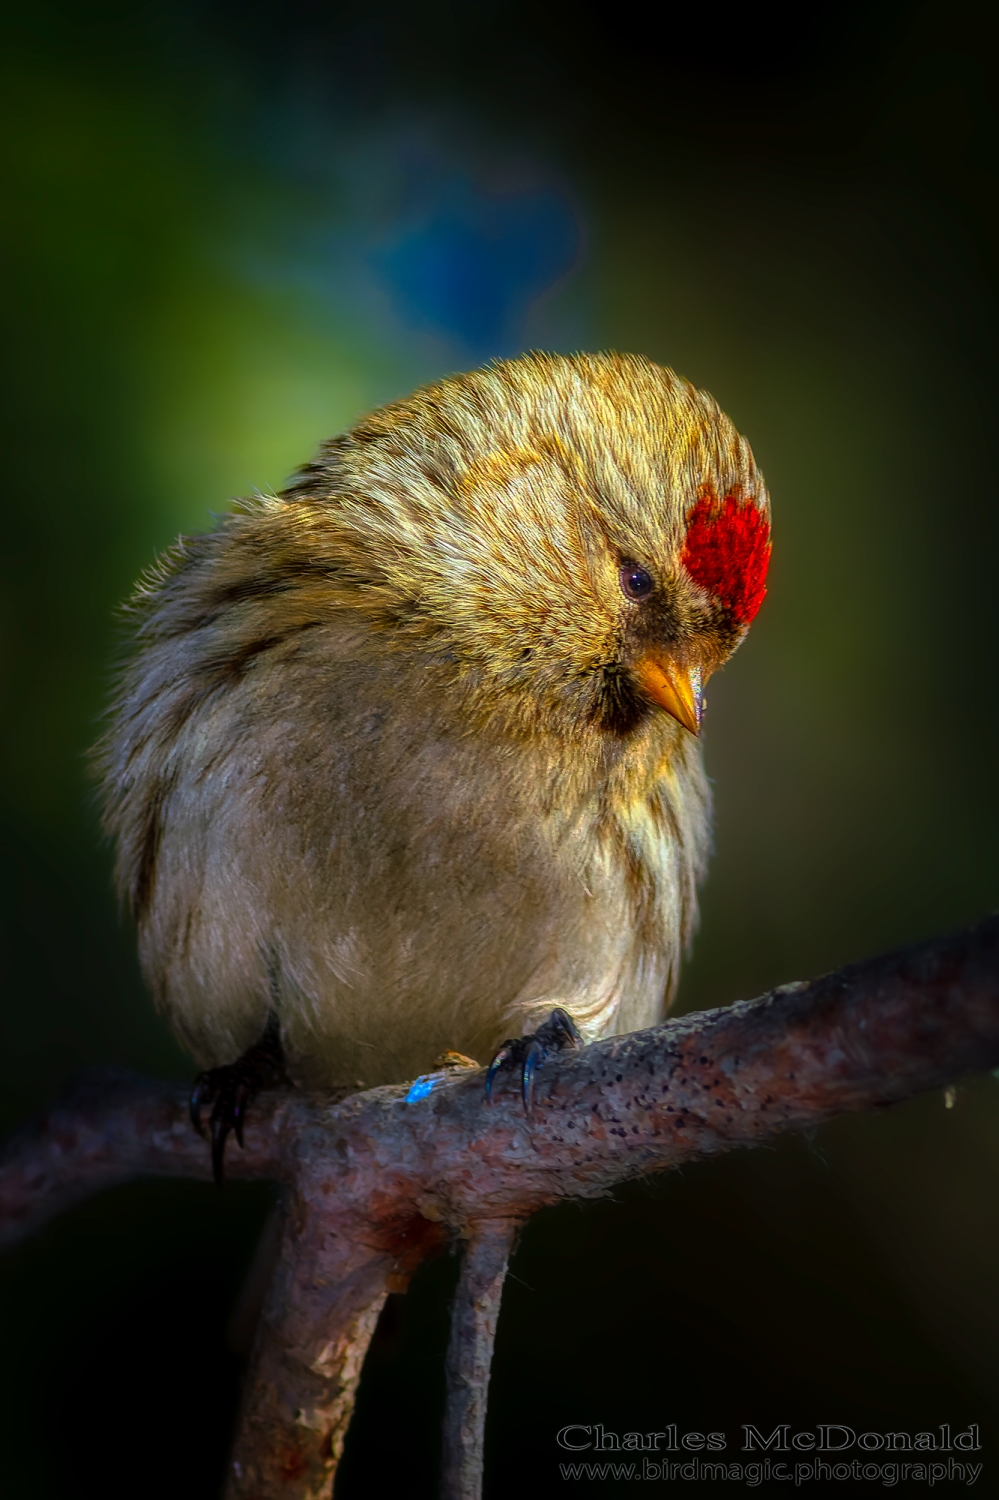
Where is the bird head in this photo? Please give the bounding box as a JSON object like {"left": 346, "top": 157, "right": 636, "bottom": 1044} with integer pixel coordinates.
{"left": 287, "top": 351, "right": 770, "bottom": 745}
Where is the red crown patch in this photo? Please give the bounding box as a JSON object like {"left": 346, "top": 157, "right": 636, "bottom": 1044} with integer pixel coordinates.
{"left": 681, "top": 492, "right": 771, "bottom": 626}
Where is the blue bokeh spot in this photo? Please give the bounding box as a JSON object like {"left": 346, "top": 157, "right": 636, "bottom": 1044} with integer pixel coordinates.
{"left": 371, "top": 175, "right": 581, "bottom": 357}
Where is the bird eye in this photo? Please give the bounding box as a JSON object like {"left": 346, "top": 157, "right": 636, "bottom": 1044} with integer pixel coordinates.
{"left": 619, "top": 562, "right": 654, "bottom": 601}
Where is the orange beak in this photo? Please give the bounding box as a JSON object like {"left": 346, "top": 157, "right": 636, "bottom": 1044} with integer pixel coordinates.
{"left": 635, "top": 656, "right": 703, "bottom": 735}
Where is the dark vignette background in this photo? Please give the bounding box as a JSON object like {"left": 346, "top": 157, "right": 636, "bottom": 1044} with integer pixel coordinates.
{"left": 2, "top": 1, "right": 999, "bottom": 1495}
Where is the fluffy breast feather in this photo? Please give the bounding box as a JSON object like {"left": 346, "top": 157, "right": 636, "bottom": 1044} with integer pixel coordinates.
{"left": 97, "top": 518, "right": 711, "bottom": 1084}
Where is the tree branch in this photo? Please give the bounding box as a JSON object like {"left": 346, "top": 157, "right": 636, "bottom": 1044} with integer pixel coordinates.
{"left": 4, "top": 915, "right": 999, "bottom": 1497}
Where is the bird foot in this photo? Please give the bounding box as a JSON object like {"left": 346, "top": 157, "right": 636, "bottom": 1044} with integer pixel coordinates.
{"left": 190, "top": 1013, "right": 290, "bottom": 1187}
{"left": 485, "top": 1007, "right": 583, "bottom": 1114}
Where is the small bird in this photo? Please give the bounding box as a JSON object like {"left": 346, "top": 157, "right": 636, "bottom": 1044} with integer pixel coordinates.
{"left": 96, "top": 352, "right": 770, "bottom": 1178}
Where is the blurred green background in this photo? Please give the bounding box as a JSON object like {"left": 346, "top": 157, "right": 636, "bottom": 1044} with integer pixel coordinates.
{"left": 2, "top": 1, "right": 999, "bottom": 1495}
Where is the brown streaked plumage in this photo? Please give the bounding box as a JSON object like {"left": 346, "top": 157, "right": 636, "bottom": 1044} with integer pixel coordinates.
{"left": 96, "top": 351, "right": 770, "bottom": 1093}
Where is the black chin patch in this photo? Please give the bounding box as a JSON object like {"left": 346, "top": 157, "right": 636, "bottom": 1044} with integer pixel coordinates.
{"left": 589, "top": 665, "right": 650, "bottom": 737}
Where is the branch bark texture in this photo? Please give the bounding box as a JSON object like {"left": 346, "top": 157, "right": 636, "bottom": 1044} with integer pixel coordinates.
{"left": 4, "top": 916, "right": 999, "bottom": 1497}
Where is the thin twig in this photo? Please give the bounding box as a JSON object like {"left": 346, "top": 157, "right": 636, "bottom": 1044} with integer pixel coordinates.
{"left": 441, "top": 1218, "right": 521, "bottom": 1500}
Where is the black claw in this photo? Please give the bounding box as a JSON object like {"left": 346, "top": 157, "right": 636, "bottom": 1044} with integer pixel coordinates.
{"left": 232, "top": 1081, "right": 251, "bottom": 1149}
{"left": 189, "top": 1076, "right": 209, "bottom": 1137}
{"left": 521, "top": 1038, "right": 544, "bottom": 1114}
{"left": 188, "top": 1012, "right": 290, "bottom": 1187}
{"left": 485, "top": 1044, "right": 514, "bottom": 1102}
{"left": 485, "top": 1007, "right": 583, "bottom": 1114}
{"left": 211, "top": 1112, "right": 230, "bottom": 1189}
